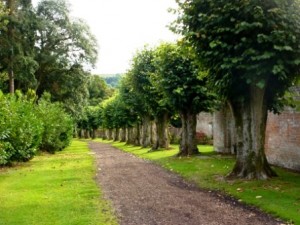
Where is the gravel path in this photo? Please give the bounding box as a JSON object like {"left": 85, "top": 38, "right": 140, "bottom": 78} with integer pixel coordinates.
{"left": 89, "top": 141, "right": 285, "bottom": 225}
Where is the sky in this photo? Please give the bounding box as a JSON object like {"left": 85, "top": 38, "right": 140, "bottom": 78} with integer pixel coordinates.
{"left": 33, "top": 0, "right": 179, "bottom": 75}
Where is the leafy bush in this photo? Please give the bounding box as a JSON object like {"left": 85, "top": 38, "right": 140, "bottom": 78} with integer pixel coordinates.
{"left": 0, "top": 91, "right": 43, "bottom": 165}
{"left": 37, "top": 93, "right": 73, "bottom": 153}
{"left": 0, "top": 91, "right": 73, "bottom": 165}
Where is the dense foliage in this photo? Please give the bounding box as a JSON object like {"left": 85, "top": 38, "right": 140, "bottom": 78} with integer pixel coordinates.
{"left": 0, "top": 91, "right": 73, "bottom": 166}
{"left": 174, "top": 0, "right": 300, "bottom": 112}
{"left": 0, "top": 91, "right": 42, "bottom": 165}
{"left": 0, "top": 0, "right": 98, "bottom": 121}
{"left": 36, "top": 93, "right": 73, "bottom": 153}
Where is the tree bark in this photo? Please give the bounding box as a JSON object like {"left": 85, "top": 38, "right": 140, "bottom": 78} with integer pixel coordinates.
{"left": 178, "top": 111, "right": 199, "bottom": 156}
{"left": 114, "top": 128, "right": 120, "bottom": 142}
{"left": 107, "top": 129, "right": 113, "bottom": 140}
{"left": 102, "top": 129, "right": 107, "bottom": 140}
{"left": 120, "top": 127, "right": 126, "bottom": 142}
{"left": 126, "top": 126, "right": 135, "bottom": 145}
{"left": 84, "top": 129, "right": 90, "bottom": 139}
{"left": 9, "top": 69, "right": 14, "bottom": 94}
{"left": 228, "top": 86, "right": 277, "bottom": 180}
{"left": 141, "top": 116, "right": 151, "bottom": 148}
{"left": 134, "top": 123, "right": 141, "bottom": 146}
{"left": 152, "top": 112, "right": 170, "bottom": 150}
{"left": 91, "top": 129, "right": 97, "bottom": 139}
{"left": 7, "top": 0, "right": 15, "bottom": 94}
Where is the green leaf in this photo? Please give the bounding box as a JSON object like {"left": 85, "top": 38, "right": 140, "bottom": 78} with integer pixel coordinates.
{"left": 256, "top": 80, "right": 266, "bottom": 89}
{"left": 274, "top": 45, "right": 293, "bottom": 51}
{"left": 293, "top": 59, "right": 300, "bottom": 65}
{"left": 209, "top": 41, "right": 221, "bottom": 48}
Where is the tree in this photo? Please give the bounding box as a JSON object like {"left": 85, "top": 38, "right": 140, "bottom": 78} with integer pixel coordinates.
{"left": 117, "top": 76, "right": 140, "bottom": 145}
{"left": 34, "top": 0, "right": 97, "bottom": 111}
{"left": 88, "top": 75, "right": 113, "bottom": 106}
{"left": 153, "top": 42, "right": 215, "bottom": 156}
{"left": 0, "top": 0, "right": 38, "bottom": 93}
{"left": 0, "top": 1, "right": 7, "bottom": 29}
{"left": 127, "top": 47, "right": 155, "bottom": 147}
{"left": 101, "top": 97, "right": 116, "bottom": 140}
{"left": 86, "top": 105, "right": 103, "bottom": 139}
{"left": 103, "top": 74, "right": 122, "bottom": 88}
{"left": 175, "top": 0, "right": 300, "bottom": 179}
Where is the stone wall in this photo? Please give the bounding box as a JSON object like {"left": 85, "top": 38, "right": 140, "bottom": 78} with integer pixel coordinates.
{"left": 213, "top": 107, "right": 235, "bottom": 154}
{"left": 196, "top": 113, "right": 213, "bottom": 138}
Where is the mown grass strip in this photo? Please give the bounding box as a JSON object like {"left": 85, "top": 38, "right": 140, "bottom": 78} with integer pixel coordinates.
{"left": 98, "top": 139, "right": 300, "bottom": 225}
{"left": 0, "top": 139, "right": 118, "bottom": 225}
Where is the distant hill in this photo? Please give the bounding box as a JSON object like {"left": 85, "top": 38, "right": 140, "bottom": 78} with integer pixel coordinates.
{"left": 100, "top": 74, "right": 123, "bottom": 88}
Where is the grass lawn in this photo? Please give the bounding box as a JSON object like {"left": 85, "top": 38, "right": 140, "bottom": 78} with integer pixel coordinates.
{"left": 0, "top": 139, "right": 118, "bottom": 225}
{"left": 98, "top": 139, "right": 300, "bottom": 225}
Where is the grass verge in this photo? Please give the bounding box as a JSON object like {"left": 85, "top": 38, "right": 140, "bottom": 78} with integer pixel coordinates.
{"left": 0, "top": 139, "right": 118, "bottom": 225}
{"left": 97, "top": 139, "right": 300, "bottom": 225}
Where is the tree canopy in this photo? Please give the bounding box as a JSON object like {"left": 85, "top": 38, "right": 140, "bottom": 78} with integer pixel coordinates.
{"left": 174, "top": 0, "right": 300, "bottom": 112}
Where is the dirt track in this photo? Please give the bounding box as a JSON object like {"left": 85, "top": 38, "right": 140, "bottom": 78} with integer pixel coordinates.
{"left": 89, "top": 141, "right": 285, "bottom": 225}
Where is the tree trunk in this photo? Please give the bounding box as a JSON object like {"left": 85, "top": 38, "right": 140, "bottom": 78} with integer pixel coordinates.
{"left": 134, "top": 123, "right": 141, "bottom": 146}
{"left": 152, "top": 112, "right": 170, "bottom": 150}
{"left": 9, "top": 69, "right": 14, "bottom": 94}
{"left": 7, "top": 0, "right": 15, "bottom": 94}
{"left": 126, "top": 126, "right": 135, "bottom": 145}
{"left": 102, "top": 129, "right": 107, "bottom": 140}
{"left": 178, "top": 111, "right": 199, "bottom": 156}
{"left": 228, "top": 86, "right": 277, "bottom": 180}
{"left": 84, "top": 129, "right": 90, "bottom": 139}
{"left": 114, "top": 128, "right": 120, "bottom": 141}
{"left": 141, "top": 116, "right": 151, "bottom": 148}
{"left": 91, "top": 129, "right": 96, "bottom": 139}
{"left": 107, "top": 129, "right": 113, "bottom": 140}
{"left": 120, "top": 127, "right": 126, "bottom": 142}
{"left": 78, "top": 129, "right": 83, "bottom": 138}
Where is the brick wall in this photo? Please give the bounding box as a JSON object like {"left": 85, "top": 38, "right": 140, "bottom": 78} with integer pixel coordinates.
{"left": 213, "top": 90, "right": 300, "bottom": 171}
{"left": 265, "top": 109, "right": 300, "bottom": 171}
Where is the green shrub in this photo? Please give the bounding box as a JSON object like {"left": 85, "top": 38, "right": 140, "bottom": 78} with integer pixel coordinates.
{"left": 0, "top": 91, "right": 43, "bottom": 165}
{"left": 37, "top": 93, "right": 73, "bottom": 153}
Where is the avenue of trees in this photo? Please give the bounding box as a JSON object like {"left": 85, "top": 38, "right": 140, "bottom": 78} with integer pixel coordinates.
{"left": 84, "top": 43, "right": 216, "bottom": 156}
{"left": 84, "top": 0, "right": 300, "bottom": 180}
{"left": 1, "top": 0, "right": 300, "bottom": 181}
